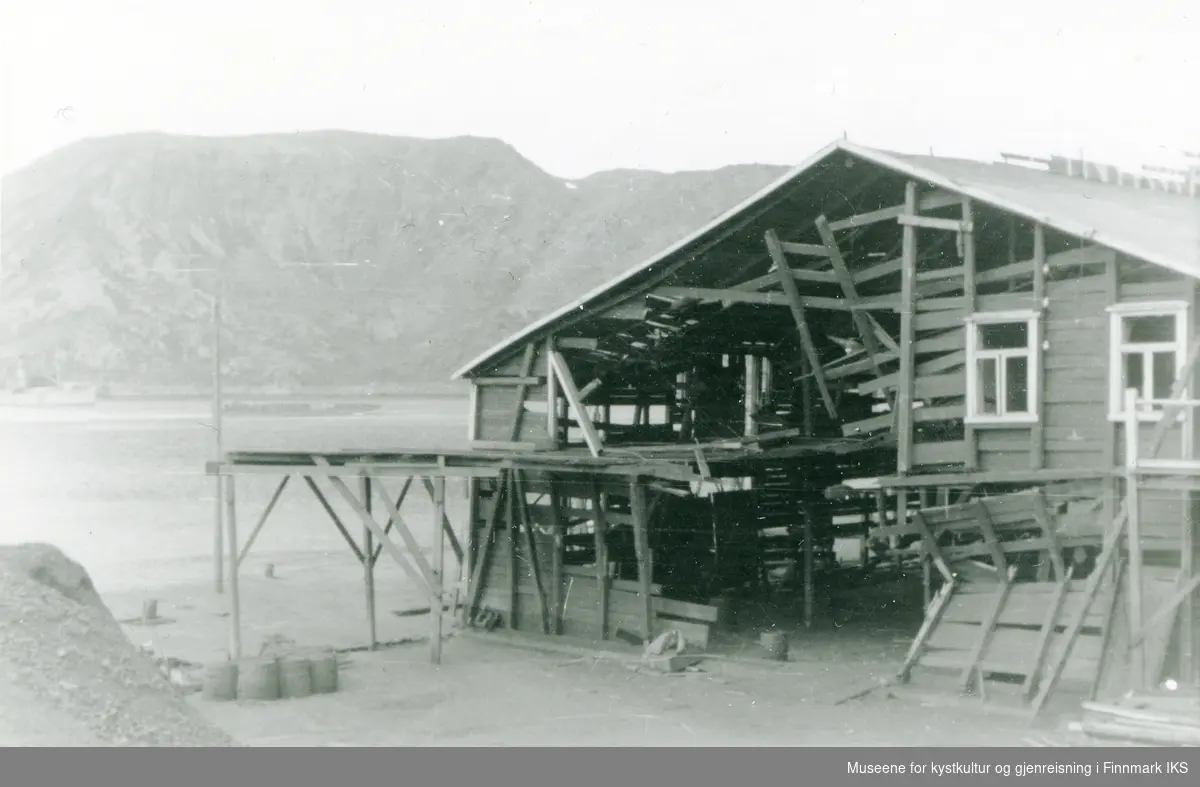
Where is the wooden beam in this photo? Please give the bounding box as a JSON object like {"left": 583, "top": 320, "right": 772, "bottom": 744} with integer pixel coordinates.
{"left": 323, "top": 471, "right": 430, "bottom": 591}
{"left": 513, "top": 472, "right": 551, "bottom": 635}
{"left": 422, "top": 477, "right": 464, "bottom": 565}
{"left": 973, "top": 501, "right": 1007, "bottom": 573}
{"left": 912, "top": 511, "right": 954, "bottom": 583}
{"left": 469, "top": 439, "right": 540, "bottom": 452}
{"left": 507, "top": 343, "right": 538, "bottom": 442}
{"left": 765, "top": 229, "right": 837, "bottom": 419}
{"left": 779, "top": 241, "right": 832, "bottom": 257}
{"left": 235, "top": 475, "right": 290, "bottom": 568}
{"left": 852, "top": 257, "right": 904, "bottom": 285}
{"left": 733, "top": 267, "right": 840, "bottom": 291}
{"left": 959, "top": 565, "right": 1018, "bottom": 692}
{"left": 475, "top": 376, "right": 545, "bottom": 386}
{"left": 467, "top": 383, "right": 480, "bottom": 443}
{"left": 652, "top": 286, "right": 897, "bottom": 311}
{"left": 828, "top": 205, "right": 905, "bottom": 232}
{"left": 578, "top": 378, "right": 603, "bottom": 401}
{"left": 548, "top": 351, "right": 604, "bottom": 457}
{"left": 1022, "top": 565, "right": 1076, "bottom": 699}
{"left": 1031, "top": 488, "right": 1066, "bottom": 579}
{"left": 976, "top": 259, "right": 1036, "bottom": 286}
{"left": 1030, "top": 499, "right": 1128, "bottom": 717}
{"left": 897, "top": 181, "right": 919, "bottom": 473}
{"left": 897, "top": 215, "right": 972, "bottom": 233}
{"left": 557, "top": 337, "right": 599, "bottom": 350}
{"left": 897, "top": 579, "right": 956, "bottom": 682}
{"left": 866, "top": 313, "right": 901, "bottom": 355}
{"left": 303, "top": 476, "right": 366, "bottom": 564}
{"left": 816, "top": 215, "right": 885, "bottom": 377}
{"left": 1129, "top": 572, "right": 1200, "bottom": 651}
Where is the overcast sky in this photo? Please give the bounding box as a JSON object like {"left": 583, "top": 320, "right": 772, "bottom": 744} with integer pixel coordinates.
{"left": 1, "top": 0, "right": 1197, "bottom": 179}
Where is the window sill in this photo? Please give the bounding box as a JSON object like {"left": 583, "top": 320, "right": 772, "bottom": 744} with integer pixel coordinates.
{"left": 965, "top": 416, "right": 1039, "bottom": 428}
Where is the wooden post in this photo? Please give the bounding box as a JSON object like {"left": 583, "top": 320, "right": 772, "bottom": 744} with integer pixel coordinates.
{"left": 803, "top": 502, "right": 815, "bottom": 629}
{"left": 1183, "top": 491, "right": 1196, "bottom": 685}
{"left": 462, "top": 477, "right": 479, "bottom": 624}
{"left": 629, "top": 479, "right": 654, "bottom": 643}
{"left": 548, "top": 477, "right": 564, "bottom": 635}
{"left": 897, "top": 181, "right": 919, "bottom": 474}
{"left": 225, "top": 473, "right": 241, "bottom": 661}
{"left": 363, "top": 474, "right": 377, "bottom": 651}
{"left": 431, "top": 475, "right": 446, "bottom": 664}
{"left": 591, "top": 482, "right": 610, "bottom": 640}
{"left": 744, "top": 354, "right": 760, "bottom": 437}
{"left": 507, "top": 476, "right": 518, "bottom": 630}
{"left": 1031, "top": 223, "right": 1047, "bottom": 470}
{"left": 1124, "top": 387, "right": 1145, "bottom": 688}
{"left": 961, "top": 198, "right": 978, "bottom": 471}
{"left": 546, "top": 336, "right": 560, "bottom": 447}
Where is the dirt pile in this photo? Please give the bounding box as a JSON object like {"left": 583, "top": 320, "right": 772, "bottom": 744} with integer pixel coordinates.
{"left": 0, "top": 543, "right": 235, "bottom": 746}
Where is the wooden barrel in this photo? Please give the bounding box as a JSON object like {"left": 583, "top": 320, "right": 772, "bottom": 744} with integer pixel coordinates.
{"left": 278, "top": 654, "right": 313, "bottom": 699}
{"left": 201, "top": 661, "right": 238, "bottom": 701}
{"left": 760, "top": 630, "right": 789, "bottom": 662}
{"left": 237, "top": 657, "right": 281, "bottom": 701}
{"left": 309, "top": 649, "right": 339, "bottom": 695}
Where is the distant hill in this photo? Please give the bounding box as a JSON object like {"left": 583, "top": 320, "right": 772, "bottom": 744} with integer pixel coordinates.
{"left": 0, "top": 131, "right": 787, "bottom": 391}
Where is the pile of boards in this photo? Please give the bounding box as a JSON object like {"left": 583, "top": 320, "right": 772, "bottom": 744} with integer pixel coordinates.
{"left": 1073, "top": 692, "right": 1200, "bottom": 746}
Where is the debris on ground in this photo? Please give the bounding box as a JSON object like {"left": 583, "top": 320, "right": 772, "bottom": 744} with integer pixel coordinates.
{"left": 0, "top": 543, "right": 236, "bottom": 746}
{"left": 1071, "top": 690, "right": 1200, "bottom": 747}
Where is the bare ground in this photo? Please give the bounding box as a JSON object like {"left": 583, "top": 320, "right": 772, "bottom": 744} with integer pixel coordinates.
{"left": 99, "top": 554, "right": 1087, "bottom": 747}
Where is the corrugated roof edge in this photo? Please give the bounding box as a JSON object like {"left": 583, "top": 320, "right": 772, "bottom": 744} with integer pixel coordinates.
{"left": 452, "top": 138, "right": 1200, "bottom": 380}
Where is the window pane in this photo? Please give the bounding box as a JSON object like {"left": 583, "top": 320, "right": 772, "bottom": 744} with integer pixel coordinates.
{"left": 977, "top": 358, "right": 998, "bottom": 414}
{"left": 978, "top": 321, "right": 1028, "bottom": 350}
{"left": 1152, "top": 351, "right": 1177, "bottom": 400}
{"left": 1123, "top": 352, "right": 1145, "bottom": 397}
{"left": 1005, "top": 356, "right": 1029, "bottom": 413}
{"left": 1124, "top": 314, "right": 1176, "bottom": 344}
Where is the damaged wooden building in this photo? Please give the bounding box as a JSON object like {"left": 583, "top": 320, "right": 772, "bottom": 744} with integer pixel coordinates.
{"left": 451, "top": 139, "right": 1200, "bottom": 710}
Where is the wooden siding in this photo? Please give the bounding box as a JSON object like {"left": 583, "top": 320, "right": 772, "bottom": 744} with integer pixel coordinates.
{"left": 473, "top": 343, "right": 554, "bottom": 445}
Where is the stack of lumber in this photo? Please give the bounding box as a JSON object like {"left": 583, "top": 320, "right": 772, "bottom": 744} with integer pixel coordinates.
{"left": 1074, "top": 693, "right": 1200, "bottom": 747}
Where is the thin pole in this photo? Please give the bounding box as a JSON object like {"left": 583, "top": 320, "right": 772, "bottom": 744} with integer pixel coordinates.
{"left": 226, "top": 474, "right": 242, "bottom": 660}
{"left": 363, "top": 474, "right": 377, "bottom": 651}
{"left": 431, "top": 475, "right": 447, "bottom": 664}
{"left": 212, "top": 280, "right": 225, "bottom": 594}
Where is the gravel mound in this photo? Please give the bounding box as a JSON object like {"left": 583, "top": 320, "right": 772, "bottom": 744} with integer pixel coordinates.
{"left": 0, "top": 543, "right": 236, "bottom": 746}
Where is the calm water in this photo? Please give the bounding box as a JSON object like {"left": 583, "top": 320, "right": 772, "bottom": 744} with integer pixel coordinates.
{"left": 0, "top": 398, "right": 469, "bottom": 593}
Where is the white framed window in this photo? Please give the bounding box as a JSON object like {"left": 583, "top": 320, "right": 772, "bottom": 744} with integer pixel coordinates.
{"left": 1108, "top": 301, "right": 1190, "bottom": 421}
{"left": 965, "top": 310, "right": 1040, "bottom": 425}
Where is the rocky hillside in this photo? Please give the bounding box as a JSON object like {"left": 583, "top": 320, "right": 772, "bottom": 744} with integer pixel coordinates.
{"left": 0, "top": 131, "right": 787, "bottom": 390}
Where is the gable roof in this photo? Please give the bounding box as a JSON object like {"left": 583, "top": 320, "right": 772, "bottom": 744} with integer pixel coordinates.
{"left": 453, "top": 139, "right": 1200, "bottom": 380}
